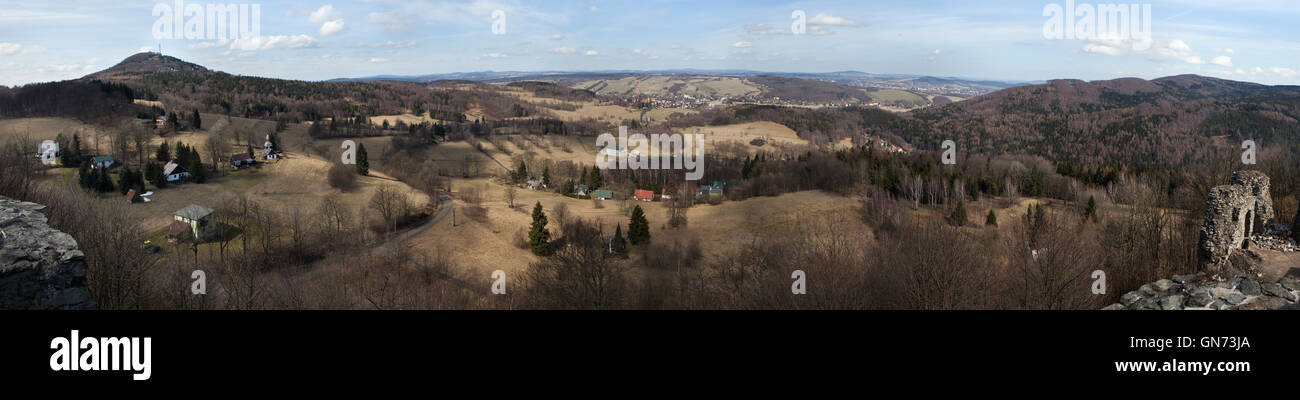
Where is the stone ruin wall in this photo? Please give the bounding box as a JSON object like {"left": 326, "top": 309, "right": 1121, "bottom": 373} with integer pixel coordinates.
{"left": 1197, "top": 170, "right": 1274, "bottom": 274}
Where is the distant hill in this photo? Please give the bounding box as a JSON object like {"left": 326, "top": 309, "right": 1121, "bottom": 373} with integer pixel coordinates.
{"left": 332, "top": 69, "right": 1028, "bottom": 101}
{"left": 902, "top": 75, "right": 1300, "bottom": 166}
{"left": 86, "top": 52, "right": 208, "bottom": 80}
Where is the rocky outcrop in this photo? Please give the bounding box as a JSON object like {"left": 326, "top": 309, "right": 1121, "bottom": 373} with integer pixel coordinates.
{"left": 1103, "top": 270, "right": 1300, "bottom": 310}
{"left": 0, "top": 196, "right": 93, "bottom": 309}
{"left": 1197, "top": 170, "right": 1275, "bottom": 274}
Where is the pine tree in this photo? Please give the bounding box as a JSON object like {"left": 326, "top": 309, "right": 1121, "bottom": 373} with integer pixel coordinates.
{"left": 118, "top": 168, "right": 134, "bottom": 194}
{"left": 145, "top": 161, "right": 164, "bottom": 188}
{"left": 96, "top": 167, "right": 114, "bottom": 193}
{"left": 628, "top": 205, "right": 650, "bottom": 245}
{"left": 514, "top": 161, "right": 528, "bottom": 184}
{"left": 166, "top": 111, "right": 178, "bottom": 132}
{"left": 946, "top": 201, "right": 968, "bottom": 227}
{"left": 1084, "top": 195, "right": 1098, "bottom": 223}
{"left": 191, "top": 108, "right": 202, "bottom": 130}
{"left": 356, "top": 142, "right": 369, "bottom": 176}
{"left": 612, "top": 224, "right": 628, "bottom": 256}
{"left": 184, "top": 146, "right": 206, "bottom": 184}
{"left": 589, "top": 166, "right": 603, "bottom": 188}
{"left": 70, "top": 135, "right": 82, "bottom": 164}
{"left": 986, "top": 209, "right": 998, "bottom": 227}
{"left": 542, "top": 165, "right": 551, "bottom": 187}
{"left": 528, "top": 202, "right": 551, "bottom": 255}
{"left": 77, "top": 161, "right": 91, "bottom": 189}
{"left": 156, "top": 141, "right": 171, "bottom": 162}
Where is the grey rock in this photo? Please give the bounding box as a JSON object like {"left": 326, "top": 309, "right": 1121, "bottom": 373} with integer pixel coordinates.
{"left": 1159, "top": 295, "right": 1184, "bottom": 310}
{"left": 1102, "top": 303, "right": 1124, "bottom": 310}
{"left": 1223, "top": 292, "right": 1247, "bottom": 305}
{"left": 1120, "top": 291, "right": 1145, "bottom": 306}
{"left": 1139, "top": 284, "right": 1158, "bottom": 296}
{"left": 1153, "top": 279, "right": 1177, "bottom": 292}
{"left": 1127, "top": 298, "right": 1159, "bottom": 310}
{"left": 1186, "top": 291, "right": 1215, "bottom": 308}
{"left": 1262, "top": 282, "right": 1298, "bottom": 301}
{"left": 1172, "top": 273, "right": 1200, "bottom": 284}
{"left": 1241, "top": 296, "right": 1290, "bottom": 310}
{"left": 1238, "top": 279, "right": 1262, "bottom": 296}
{"left": 1282, "top": 277, "right": 1300, "bottom": 292}
{"left": 0, "top": 196, "right": 93, "bottom": 310}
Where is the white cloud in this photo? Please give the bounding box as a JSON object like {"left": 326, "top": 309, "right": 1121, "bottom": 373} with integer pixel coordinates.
{"left": 187, "top": 40, "right": 230, "bottom": 50}
{"left": 731, "top": 41, "right": 752, "bottom": 48}
{"left": 308, "top": 5, "right": 341, "bottom": 23}
{"left": 550, "top": 34, "right": 565, "bottom": 40}
{"left": 0, "top": 43, "right": 43, "bottom": 56}
{"left": 931, "top": 49, "right": 943, "bottom": 55}
{"left": 320, "top": 19, "right": 346, "bottom": 36}
{"left": 550, "top": 47, "right": 576, "bottom": 54}
{"left": 1083, "top": 42, "right": 1126, "bottom": 56}
{"left": 1083, "top": 38, "right": 1212, "bottom": 66}
{"left": 1257, "top": 66, "right": 1299, "bottom": 79}
{"left": 584, "top": 50, "right": 599, "bottom": 56}
{"left": 808, "top": 13, "right": 856, "bottom": 26}
{"left": 588, "top": 6, "right": 598, "bottom": 13}
{"left": 369, "top": 58, "right": 390, "bottom": 63}
{"left": 481, "top": 52, "right": 508, "bottom": 58}
{"left": 807, "top": 25, "right": 834, "bottom": 36}
{"left": 632, "top": 49, "right": 660, "bottom": 59}
{"left": 229, "top": 35, "right": 319, "bottom": 51}
{"left": 139, "top": 46, "right": 155, "bottom": 53}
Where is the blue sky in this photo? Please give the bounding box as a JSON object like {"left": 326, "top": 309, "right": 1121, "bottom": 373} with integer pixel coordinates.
{"left": 1, "top": 0, "right": 1299, "bottom": 86}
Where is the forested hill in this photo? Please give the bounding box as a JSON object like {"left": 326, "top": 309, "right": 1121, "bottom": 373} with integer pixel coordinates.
{"left": 79, "top": 52, "right": 600, "bottom": 125}
{"left": 901, "top": 75, "right": 1300, "bottom": 167}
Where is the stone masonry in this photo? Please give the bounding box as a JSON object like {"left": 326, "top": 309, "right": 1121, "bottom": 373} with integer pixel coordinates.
{"left": 1197, "top": 170, "right": 1274, "bottom": 274}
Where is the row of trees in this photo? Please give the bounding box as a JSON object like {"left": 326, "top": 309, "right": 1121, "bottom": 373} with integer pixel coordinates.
{"left": 526, "top": 202, "right": 649, "bottom": 257}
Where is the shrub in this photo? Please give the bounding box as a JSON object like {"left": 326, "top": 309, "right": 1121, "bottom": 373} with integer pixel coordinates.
{"left": 328, "top": 163, "right": 357, "bottom": 190}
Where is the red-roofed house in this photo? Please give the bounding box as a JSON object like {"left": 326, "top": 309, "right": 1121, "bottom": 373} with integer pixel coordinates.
{"left": 634, "top": 189, "right": 654, "bottom": 202}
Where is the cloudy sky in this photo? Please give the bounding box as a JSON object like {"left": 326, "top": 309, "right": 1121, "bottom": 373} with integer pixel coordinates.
{"left": 1, "top": 0, "right": 1298, "bottom": 86}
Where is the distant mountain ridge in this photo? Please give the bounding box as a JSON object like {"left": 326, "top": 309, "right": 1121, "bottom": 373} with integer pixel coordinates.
{"left": 330, "top": 69, "right": 1031, "bottom": 98}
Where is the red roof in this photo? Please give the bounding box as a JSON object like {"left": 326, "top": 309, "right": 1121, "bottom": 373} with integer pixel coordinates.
{"left": 634, "top": 189, "right": 654, "bottom": 200}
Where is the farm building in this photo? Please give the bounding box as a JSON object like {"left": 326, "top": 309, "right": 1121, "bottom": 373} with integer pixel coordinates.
{"left": 91, "top": 155, "right": 115, "bottom": 169}
{"left": 231, "top": 153, "right": 254, "bottom": 168}
{"left": 526, "top": 179, "right": 546, "bottom": 190}
{"left": 124, "top": 189, "right": 142, "bottom": 204}
{"left": 574, "top": 184, "right": 589, "bottom": 196}
{"left": 634, "top": 189, "right": 654, "bottom": 202}
{"left": 163, "top": 161, "right": 189, "bottom": 182}
{"left": 592, "top": 189, "right": 614, "bottom": 200}
{"left": 172, "top": 205, "right": 215, "bottom": 242}
{"left": 698, "top": 182, "right": 725, "bottom": 202}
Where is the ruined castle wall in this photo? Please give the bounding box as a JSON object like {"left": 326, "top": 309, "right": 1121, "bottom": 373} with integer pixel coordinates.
{"left": 1197, "top": 171, "right": 1274, "bottom": 273}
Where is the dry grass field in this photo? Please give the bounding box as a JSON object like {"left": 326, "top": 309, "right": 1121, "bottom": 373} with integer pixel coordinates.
{"left": 0, "top": 117, "right": 105, "bottom": 145}
{"left": 576, "top": 75, "right": 763, "bottom": 98}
